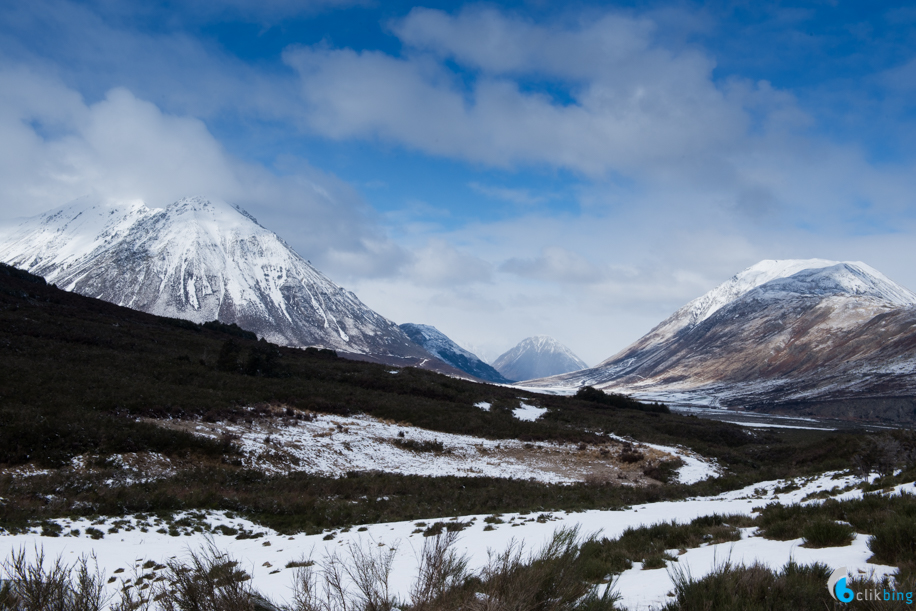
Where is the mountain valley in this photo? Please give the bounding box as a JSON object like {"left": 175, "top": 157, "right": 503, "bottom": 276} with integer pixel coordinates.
{"left": 2, "top": 249, "right": 915, "bottom": 611}
{"left": 0, "top": 260, "right": 867, "bottom": 524}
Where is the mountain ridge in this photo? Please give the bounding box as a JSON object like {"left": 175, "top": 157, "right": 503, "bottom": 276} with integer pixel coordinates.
{"left": 524, "top": 259, "right": 916, "bottom": 423}
{"left": 0, "top": 196, "right": 432, "bottom": 362}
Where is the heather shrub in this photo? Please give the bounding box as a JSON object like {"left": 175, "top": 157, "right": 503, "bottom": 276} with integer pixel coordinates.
{"left": 801, "top": 519, "right": 855, "bottom": 548}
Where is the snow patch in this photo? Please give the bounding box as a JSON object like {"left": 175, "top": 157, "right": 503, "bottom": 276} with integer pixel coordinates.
{"left": 160, "top": 412, "right": 721, "bottom": 486}
{"left": 512, "top": 403, "right": 547, "bottom": 421}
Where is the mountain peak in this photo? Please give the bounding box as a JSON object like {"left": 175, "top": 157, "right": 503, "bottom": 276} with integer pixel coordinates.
{"left": 668, "top": 258, "right": 916, "bottom": 337}
{"left": 0, "top": 196, "right": 429, "bottom": 360}
{"left": 752, "top": 262, "right": 916, "bottom": 306}
{"left": 681, "top": 259, "right": 838, "bottom": 328}
{"left": 528, "top": 259, "right": 916, "bottom": 422}
{"left": 493, "top": 336, "right": 587, "bottom": 382}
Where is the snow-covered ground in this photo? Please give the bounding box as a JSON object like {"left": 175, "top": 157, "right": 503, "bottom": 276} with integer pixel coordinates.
{"left": 1, "top": 473, "right": 909, "bottom": 610}
{"left": 154, "top": 411, "right": 718, "bottom": 486}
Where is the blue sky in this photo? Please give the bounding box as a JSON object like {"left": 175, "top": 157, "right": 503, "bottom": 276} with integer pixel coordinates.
{"left": 1, "top": 0, "right": 915, "bottom": 363}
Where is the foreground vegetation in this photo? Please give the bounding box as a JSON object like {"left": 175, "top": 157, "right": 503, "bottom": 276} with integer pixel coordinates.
{"left": 4, "top": 486, "right": 916, "bottom": 611}
{"left": 0, "top": 529, "right": 620, "bottom": 611}
{"left": 664, "top": 559, "right": 915, "bottom": 611}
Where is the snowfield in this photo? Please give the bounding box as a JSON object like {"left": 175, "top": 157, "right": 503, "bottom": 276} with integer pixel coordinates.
{"left": 1, "top": 473, "right": 909, "bottom": 610}
{"left": 154, "top": 411, "right": 719, "bottom": 486}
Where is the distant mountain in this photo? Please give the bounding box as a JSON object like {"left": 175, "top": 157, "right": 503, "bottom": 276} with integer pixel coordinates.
{"left": 0, "top": 196, "right": 433, "bottom": 363}
{"left": 399, "top": 323, "right": 514, "bottom": 384}
{"left": 526, "top": 259, "right": 916, "bottom": 423}
{"left": 493, "top": 336, "right": 588, "bottom": 382}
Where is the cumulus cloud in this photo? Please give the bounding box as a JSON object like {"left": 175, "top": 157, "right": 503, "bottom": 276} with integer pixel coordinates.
{"left": 0, "top": 66, "right": 404, "bottom": 278}
{"left": 285, "top": 7, "right": 750, "bottom": 177}
{"left": 281, "top": 5, "right": 916, "bottom": 236}
{"left": 391, "top": 7, "right": 659, "bottom": 78}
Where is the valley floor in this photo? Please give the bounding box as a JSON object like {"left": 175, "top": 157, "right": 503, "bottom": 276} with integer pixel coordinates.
{"left": 1, "top": 472, "right": 909, "bottom": 610}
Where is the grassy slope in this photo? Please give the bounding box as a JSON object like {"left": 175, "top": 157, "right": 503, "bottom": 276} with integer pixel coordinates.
{"left": 0, "top": 263, "right": 879, "bottom": 532}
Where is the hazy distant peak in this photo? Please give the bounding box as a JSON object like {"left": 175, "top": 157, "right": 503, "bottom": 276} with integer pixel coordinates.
{"left": 493, "top": 336, "right": 587, "bottom": 382}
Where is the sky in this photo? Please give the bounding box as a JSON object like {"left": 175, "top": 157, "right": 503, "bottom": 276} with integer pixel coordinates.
{"left": 1, "top": 0, "right": 915, "bottom": 365}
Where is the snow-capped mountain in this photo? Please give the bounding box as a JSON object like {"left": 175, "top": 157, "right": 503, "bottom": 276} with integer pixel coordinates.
{"left": 527, "top": 260, "right": 916, "bottom": 422}
{"left": 399, "top": 323, "right": 513, "bottom": 384}
{"left": 493, "top": 336, "right": 588, "bottom": 382}
{"left": 0, "top": 196, "right": 431, "bottom": 360}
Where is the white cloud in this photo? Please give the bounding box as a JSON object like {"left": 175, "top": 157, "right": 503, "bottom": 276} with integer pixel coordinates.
{"left": 281, "top": 5, "right": 916, "bottom": 238}
{"left": 391, "top": 7, "right": 656, "bottom": 79}
{"left": 285, "top": 7, "right": 750, "bottom": 177}
{"left": 0, "top": 68, "right": 240, "bottom": 213}
{"left": 0, "top": 66, "right": 404, "bottom": 278}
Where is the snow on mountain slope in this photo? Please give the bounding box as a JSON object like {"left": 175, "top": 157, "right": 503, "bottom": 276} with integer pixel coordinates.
{"left": 399, "top": 323, "right": 513, "bottom": 383}
{"left": 0, "top": 196, "right": 430, "bottom": 359}
{"left": 676, "top": 259, "right": 840, "bottom": 328}
{"left": 604, "top": 259, "right": 916, "bottom": 361}
{"left": 525, "top": 260, "right": 916, "bottom": 421}
{"left": 493, "top": 336, "right": 588, "bottom": 382}
{"left": 748, "top": 262, "right": 916, "bottom": 306}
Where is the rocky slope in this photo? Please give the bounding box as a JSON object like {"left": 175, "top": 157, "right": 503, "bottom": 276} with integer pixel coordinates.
{"left": 399, "top": 323, "right": 513, "bottom": 383}
{"left": 0, "top": 196, "right": 432, "bottom": 362}
{"left": 493, "top": 336, "right": 588, "bottom": 382}
{"left": 526, "top": 260, "right": 916, "bottom": 422}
